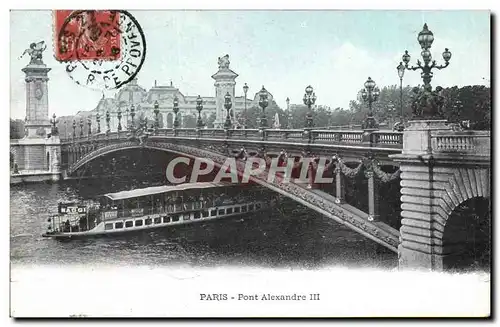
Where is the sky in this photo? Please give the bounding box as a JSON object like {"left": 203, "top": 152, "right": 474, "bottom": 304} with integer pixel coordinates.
{"left": 10, "top": 10, "right": 490, "bottom": 119}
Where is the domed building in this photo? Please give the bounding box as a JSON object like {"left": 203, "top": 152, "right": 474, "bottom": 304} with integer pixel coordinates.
{"left": 77, "top": 55, "right": 272, "bottom": 131}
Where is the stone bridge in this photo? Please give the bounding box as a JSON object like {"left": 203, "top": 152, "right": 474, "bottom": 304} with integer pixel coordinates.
{"left": 51, "top": 122, "right": 491, "bottom": 270}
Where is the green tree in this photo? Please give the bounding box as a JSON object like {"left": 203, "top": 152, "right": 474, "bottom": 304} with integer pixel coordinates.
{"left": 182, "top": 114, "right": 197, "bottom": 128}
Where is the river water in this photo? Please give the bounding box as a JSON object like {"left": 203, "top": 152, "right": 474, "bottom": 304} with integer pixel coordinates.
{"left": 10, "top": 181, "right": 396, "bottom": 269}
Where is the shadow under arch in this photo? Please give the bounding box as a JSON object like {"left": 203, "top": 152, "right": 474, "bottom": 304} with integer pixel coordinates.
{"left": 442, "top": 196, "right": 491, "bottom": 272}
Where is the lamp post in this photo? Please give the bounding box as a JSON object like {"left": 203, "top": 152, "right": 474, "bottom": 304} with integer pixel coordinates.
{"left": 243, "top": 83, "right": 249, "bottom": 128}
{"left": 117, "top": 108, "right": 122, "bottom": 132}
{"left": 396, "top": 61, "right": 405, "bottom": 125}
{"left": 196, "top": 95, "right": 204, "bottom": 128}
{"left": 361, "top": 77, "right": 380, "bottom": 130}
{"left": 258, "top": 86, "right": 269, "bottom": 129}
{"left": 79, "top": 118, "right": 84, "bottom": 137}
{"left": 51, "top": 113, "right": 58, "bottom": 136}
{"left": 303, "top": 85, "right": 316, "bottom": 129}
{"left": 96, "top": 113, "right": 101, "bottom": 133}
{"left": 106, "top": 110, "right": 110, "bottom": 133}
{"left": 130, "top": 105, "right": 135, "bottom": 130}
{"left": 72, "top": 120, "right": 76, "bottom": 139}
{"left": 401, "top": 23, "right": 452, "bottom": 119}
{"left": 173, "top": 95, "right": 180, "bottom": 129}
{"left": 224, "top": 92, "right": 232, "bottom": 129}
{"left": 286, "top": 97, "right": 293, "bottom": 129}
{"left": 153, "top": 100, "right": 160, "bottom": 133}
{"left": 387, "top": 103, "right": 396, "bottom": 129}
{"left": 125, "top": 107, "right": 129, "bottom": 129}
{"left": 87, "top": 117, "right": 92, "bottom": 137}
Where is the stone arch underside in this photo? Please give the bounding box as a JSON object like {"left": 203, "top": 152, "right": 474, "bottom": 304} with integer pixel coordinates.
{"left": 67, "top": 140, "right": 400, "bottom": 252}
{"left": 399, "top": 164, "right": 491, "bottom": 255}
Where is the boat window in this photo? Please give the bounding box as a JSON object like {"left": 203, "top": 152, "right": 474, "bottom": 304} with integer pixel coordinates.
{"left": 202, "top": 211, "right": 209, "bottom": 218}
{"left": 172, "top": 215, "right": 180, "bottom": 222}
{"left": 115, "top": 222, "right": 123, "bottom": 229}
{"left": 210, "top": 209, "right": 216, "bottom": 216}
{"left": 145, "top": 218, "right": 152, "bottom": 225}
{"left": 256, "top": 203, "right": 262, "bottom": 210}
{"left": 163, "top": 216, "right": 171, "bottom": 223}
{"left": 194, "top": 212, "right": 201, "bottom": 219}
{"left": 125, "top": 221, "right": 133, "bottom": 228}
{"left": 135, "top": 220, "right": 143, "bottom": 227}
{"left": 234, "top": 207, "right": 240, "bottom": 213}
{"left": 105, "top": 223, "right": 113, "bottom": 230}
{"left": 218, "top": 209, "right": 225, "bottom": 215}
{"left": 154, "top": 217, "right": 161, "bottom": 224}
{"left": 241, "top": 205, "right": 247, "bottom": 212}
{"left": 226, "top": 208, "right": 233, "bottom": 214}
{"left": 249, "top": 204, "right": 255, "bottom": 211}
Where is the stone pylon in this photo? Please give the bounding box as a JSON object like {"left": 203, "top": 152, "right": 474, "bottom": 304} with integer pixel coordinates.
{"left": 211, "top": 54, "right": 238, "bottom": 128}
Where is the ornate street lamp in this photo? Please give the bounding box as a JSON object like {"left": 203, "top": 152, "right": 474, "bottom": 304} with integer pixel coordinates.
{"left": 243, "top": 83, "right": 249, "bottom": 128}
{"left": 361, "top": 77, "right": 380, "bottom": 130}
{"left": 173, "top": 95, "right": 180, "bottom": 129}
{"left": 153, "top": 100, "right": 160, "bottom": 132}
{"left": 397, "top": 61, "right": 405, "bottom": 126}
{"left": 258, "top": 86, "right": 269, "bottom": 129}
{"left": 125, "top": 107, "right": 129, "bottom": 129}
{"left": 286, "top": 97, "right": 293, "bottom": 129}
{"left": 196, "top": 95, "right": 204, "bottom": 128}
{"left": 303, "top": 85, "right": 316, "bottom": 128}
{"left": 106, "top": 110, "right": 110, "bottom": 133}
{"left": 87, "top": 117, "right": 92, "bottom": 136}
{"left": 224, "top": 92, "right": 232, "bottom": 129}
{"left": 130, "top": 104, "right": 135, "bottom": 129}
{"left": 387, "top": 103, "right": 396, "bottom": 129}
{"left": 79, "top": 118, "right": 84, "bottom": 137}
{"left": 96, "top": 113, "right": 101, "bottom": 133}
{"left": 72, "top": 119, "right": 76, "bottom": 139}
{"left": 401, "top": 23, "right": 451, "bottom": 119}
{"left": 117, "top": 108, "right": 122, "bottom": 132}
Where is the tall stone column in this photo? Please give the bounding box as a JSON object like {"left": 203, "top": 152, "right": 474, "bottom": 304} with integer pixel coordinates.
{"left": 211, "top": 54, "right": 238, "bottom": 129}
{"left": 22, "top": 59, "right": 52, "bottom": 138}
{"left": 15, "top": 41, "right": 60, "bottom": 179}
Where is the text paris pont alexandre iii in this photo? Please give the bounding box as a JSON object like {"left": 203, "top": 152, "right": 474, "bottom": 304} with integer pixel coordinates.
{"left": 200, "top": 293, "right": 321, "bottom": 301}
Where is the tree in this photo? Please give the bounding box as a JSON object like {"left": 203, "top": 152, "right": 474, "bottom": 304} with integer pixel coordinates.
{"left": 182, "top": 114, "right": 197, "bottom": 128}
{"left": 205, "top": 112, "right": 216, "bottom": 128}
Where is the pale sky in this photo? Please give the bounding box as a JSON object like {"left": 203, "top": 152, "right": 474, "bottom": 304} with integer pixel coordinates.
{"left": 10, "top": 10, "right": 490, "bottom": 119}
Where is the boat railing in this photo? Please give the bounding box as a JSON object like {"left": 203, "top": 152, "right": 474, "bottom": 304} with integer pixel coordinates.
{"left": 50, "top": 212, "right": 102, "bottom": 234}
{"left": 105, "top": 197, "right": 264, "bottom": 221}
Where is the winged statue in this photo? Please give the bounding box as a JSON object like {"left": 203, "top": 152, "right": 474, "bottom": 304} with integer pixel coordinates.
{"left": 218, "top": 54, "right": 230, "bottom": 69}
{"left": 21, "top": 41, "right": 47, "bottom": 64}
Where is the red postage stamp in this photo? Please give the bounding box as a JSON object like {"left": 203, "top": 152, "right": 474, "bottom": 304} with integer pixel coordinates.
{"left": 54, "top": 10, "right": 121, "bottom": 62}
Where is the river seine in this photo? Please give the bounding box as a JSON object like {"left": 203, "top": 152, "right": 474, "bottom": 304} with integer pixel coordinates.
{"left": 10, "top": 181, "right": 396, "bottom": 269}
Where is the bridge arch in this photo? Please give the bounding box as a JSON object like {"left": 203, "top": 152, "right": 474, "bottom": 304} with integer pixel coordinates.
{"left": 67, "top": 140, "right": 400, "bottom": 252}
{"left": 441, "top": 196, "right": 490, "bottom": 271}
{"left": 399, "top": 164, "right": 491, "bottom": 270}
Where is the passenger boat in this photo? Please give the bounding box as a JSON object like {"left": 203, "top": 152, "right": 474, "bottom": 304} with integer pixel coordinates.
{"left": 42, "top": 182, "right": 271, "bottom": 240}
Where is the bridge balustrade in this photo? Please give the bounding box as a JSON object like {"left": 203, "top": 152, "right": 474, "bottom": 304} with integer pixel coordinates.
{"left": 431, "top": 131, "right": 490, "bottom": 154}
{"left": 373, "top": 131, "right": 404, "bottom": 145}
{"left": 61, "top": 128, "right": 403, "bottom": 148}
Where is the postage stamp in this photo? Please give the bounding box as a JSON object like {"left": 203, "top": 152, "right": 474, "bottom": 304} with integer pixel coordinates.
{"left": 53, "top": 10, "right": 146, "bottom": 90}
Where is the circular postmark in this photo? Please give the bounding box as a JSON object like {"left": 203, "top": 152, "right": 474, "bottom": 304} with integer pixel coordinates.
{"left": 56, "top": 10, "right": 146, "bottom": 90}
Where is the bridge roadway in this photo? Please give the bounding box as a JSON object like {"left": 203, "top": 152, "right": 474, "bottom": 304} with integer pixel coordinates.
{"left": 61, "top": 127, "right": 404, "bottom": 252}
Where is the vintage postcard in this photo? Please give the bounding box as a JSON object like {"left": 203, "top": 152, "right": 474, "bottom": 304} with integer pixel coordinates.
{"left": 9, "top": 9, "right": 491, "bottom": 318}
